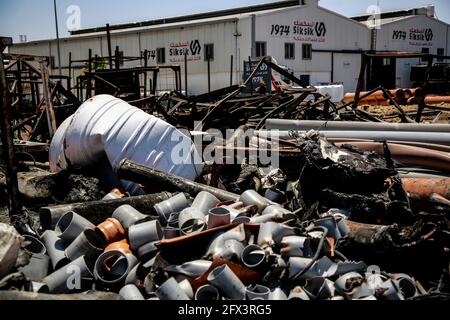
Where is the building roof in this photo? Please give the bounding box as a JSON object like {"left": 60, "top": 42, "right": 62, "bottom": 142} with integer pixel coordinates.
{"left": 70, "top": 0, "right": 300, "bottom": 36}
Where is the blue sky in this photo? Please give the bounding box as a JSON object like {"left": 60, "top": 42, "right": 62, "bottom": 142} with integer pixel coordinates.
{"left": 1, "top": 0, "right": 449, "bottom": 43}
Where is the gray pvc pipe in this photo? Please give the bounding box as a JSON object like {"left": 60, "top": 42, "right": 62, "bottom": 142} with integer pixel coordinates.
{"left": 27, "top": 282, "right": 50, "bottom": 294}
{"left": 216, "top": 239, "right": 245, "bottom": 261}
{"left": 268, "top": 288, "right": 288, "bottom": 300}
{"left": 136, "top": 241, "right": 158, "bottom": 259}
{"left": 246, "top": 284, "right": 270, "bottom": 300}
{"left": 94, "top": 250, "right": 138, "bottom": 286}
{"left": 178, "top": 207, "right": 207, "bottom": 235}
{"left": 167, "top": 212, "right": 180, "bottom": 228}
{"left": 256, "top": 130, "right": 450, "bottom": 145}
{"left": 154, "top": 193, "right": 189, "bottom": 223}
{"left": 257, "top": 222, "right": 295, "bottom": 248}
{"left": 119, "top": 284, "right": 145, "bottom": 300}
{"left": 41, "top": 230, "right": 69, "bottom": 270}
{"left": 128, "top": 220, "right": 163, "bottom": 251}
{"left": 281, "top": 236, "right": 311, "bottom": 257}
{"left": 261, "top": 205, "right": 292, "bottom": 216}
{"left": 179, "top": 279, "right": 194, "bottom": 300}
{"left": 239, "top": 190, "right": 272, "bottom": 213}
{"left": 55, "top": 211, "right": 96, "bottom": 243}
{"left": 191, "top": 191, "right": 220, "bottom": 215}
{"left": 288, "top": 257, "right": 315, "bottom": 279}
{"left": 206, "top": 224, "right": 246, "bottom": 259}
{"left": 207, "top": 264, "right": 246, "bottom": 300}
{"left": 208, "top": 207, "right": 231, "bottom": 229}
{"left": 23, "top": 235, "right": 46, "bottom": 255}
{"left": 265, "top": 119, "right": 450, "bottom": 133}
{"left": 164, "top": 260, "right": 212, "bottom": 278}
{"left": 335, "top": 272, "right": 364, "bottom": 294}
{"left": 156, "top": 277, "right": 190, "bottom": 300}
{"left": 19, "top": 253, "right": 50, "bottom": 282}
{"left": 163, "top": 227, "right": 180, "bottom": 239}
{"left": 42, "top": 256, "right": 94, "bottom": 294}
{"left": 65, "top": 229, "right": 105, "bottom": 262}
{"left": 241, "top": 245, "right": 267, "bottom": 269}
{"left": 392, "top": 274, "right": 417, "bottom": 299}
{"left": 264, "top": 188, "right": 285, "bottom": 204}
{"left": 195, "top": 284, "right": 220, "bottom": 301}
{"left": 112, "top": 205, "right": 148, "bottom": 230}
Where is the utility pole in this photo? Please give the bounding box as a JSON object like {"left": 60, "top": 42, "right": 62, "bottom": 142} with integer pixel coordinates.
{"left": 53, "top": 0, "right": 62, "bottom": 75}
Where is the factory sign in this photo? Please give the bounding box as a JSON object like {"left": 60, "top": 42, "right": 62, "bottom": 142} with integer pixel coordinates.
{"left": 392, "top": 27, "right": 434, "bottom": 46}
{"left": 270, "top": 20, "right": 327, "bottom": 42}
{"left": 169, "top": 40, "right": 202, "bottom": 63}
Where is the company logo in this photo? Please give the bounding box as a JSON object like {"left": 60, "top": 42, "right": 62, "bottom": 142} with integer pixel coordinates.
{"left": 315, "top": 22, "right": 327, "bottom": 37}
{"left": 424, "top": 28, "right": 433, "bottom": 41}
{"left": 190, "top": 40, "right": 201, "bottom": 55}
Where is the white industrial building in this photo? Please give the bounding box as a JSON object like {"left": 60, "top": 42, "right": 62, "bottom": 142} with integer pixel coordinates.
{"left": 9, "top": 0, "right": 450, "bottom": 95}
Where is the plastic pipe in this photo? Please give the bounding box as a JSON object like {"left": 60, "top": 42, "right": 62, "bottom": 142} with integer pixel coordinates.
{"left": 241, "top": 245, "right": 267, "bottom": 269}
{"left": 256, "top": 130, "right": 450, "bottom": 145}
{"left": 261, "top": 205, "right": 292, "bottom": 216}
{"left": 179, "top": 278, "right": 194, "bottom": 300}
{"left": 281, "top": 236, "right": 311, "bottom": 257}
{"left": 136, "top": 241, "right": 158, "bottom": 259}
{"left": 26, "top": 282, "right": 50, "bottom": 293}
{"left": 257, "top": 222, "right": 295, "bottom": 248}
{"left": 288, "top": 257, "right": 315, "bottom": 279}
{"left": 334, "top": 272, "right": 364, "bottom": 295}
{"left": 207, "top": 264, "right": 246, "bottom": 300}
{"left": 55, "top": 211, "right": 96, "bottom": 243}
{"left": 178, "top": 207, "right": 207, "bottom": 235}
{"left": 206, "top": 224, "right": 246, "bottom": 259}
{"left": 94, "top": 250, "right": 138, "bottom": 286}
{"left": 215, "top": 239, "right": 245, "bottom": 261}
{"left": 246, "top": 284, "right": 270, "bottom": 300}
{"left": 105, "top": 239, "right": 132, "bottom": 254}
{"left": 112, "top": 205, "right": 148, "bottom": 230}
{"left": 191, "top": 191, "right": 220, "bottom": 215}
{"left": 268, "top": 288, "right": 288, "bottom": 300}
{"left": 41, "top": 230, "right": 68, "bottom": 270}
{"left": 23, "top": 235, "right": 47, "bottom": 255}
{"left": 264, "top": 188, "right": 285, "bottom": 204}
{"left": 265, "top": 119, "right": 450, "bottom": 133}
{"left": 128, "top": 220, "right": 163, "bottom": 251}
{"left": 65, "top": 229, "right": 105, "bottom": 262}
{"left": 239, "top": 190, "right": 272, "bottom": 213}
{"left": 19, "top": 253, "right": 50, "bottom": 282}
{"left": 208, "top": 207, "right": 231, "bottom": 229}
{"left": 96, "top": 218, "right": 125, "bottom": 244}
{"left": 164, "top": 260, "right": 212, "bottom": 278}
{"left": 49, "top": 95, "right": 203, "bottom": 194}
{"left": 163, "top": 227, "right": 180, "bottom": 239}
{"left": 156, "top": 277, "right": 190, "bottom": 300}
{"left": 392, "top": 274, "right": 417, "bottom": 299}
{"left": 42, "top": 256, "right": 94, "bottom": 294}
{"left": 154, "top": 193, "right": 189, "bottom": 223}
{"left": 39, "top": 192, "right": 172, "bottom": 230}
{"left": 119, "top": 284, "right": 145, "bottom": 300}
{"left": 167, "top": 212, "right": 180, "bottom": 228}
{"left": 195, "top": 284, "right": 220, "bottom": 301}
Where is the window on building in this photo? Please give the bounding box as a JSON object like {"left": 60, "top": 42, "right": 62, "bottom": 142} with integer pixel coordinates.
{"left": 285, "top": 43, "right": 295, "bottom": 60}
{"left": 256, "top": 41, "right": 267, "bottom": 58}
{"left": 157, "top": 48, "right": 166, "bottom": 64}
{"left": 302, "top": 43, "right": 312, "bottom": 60}
{"left": 421, "top": 47, "right": 429, "bottom": 62}
{"left": 437, "top": 48, "right": 444, "bottom": 62}
{"left": 204, "top": 43, "right": 214, "bottom": 61}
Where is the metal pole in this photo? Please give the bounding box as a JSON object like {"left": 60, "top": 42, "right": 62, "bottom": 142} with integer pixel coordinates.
{"left": 53, "top": 0, "right": 62, "bottom": 75}
{"left": 207, "top": 57, "right": 211, "bottom": 94}
{"left": 184, "top": 52, "right": 188, "bottom": 96}
{"left": 106, "top": 24, "right": 113, "bottom": 70}
{"left": 40, "top": 59, "right": 57, "bottom": 137}
{"left": 230, "top": 55, "right": 234, "bottom": 86}
{"left": 0, "top": 37, "right": 22, "bottom": 224}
